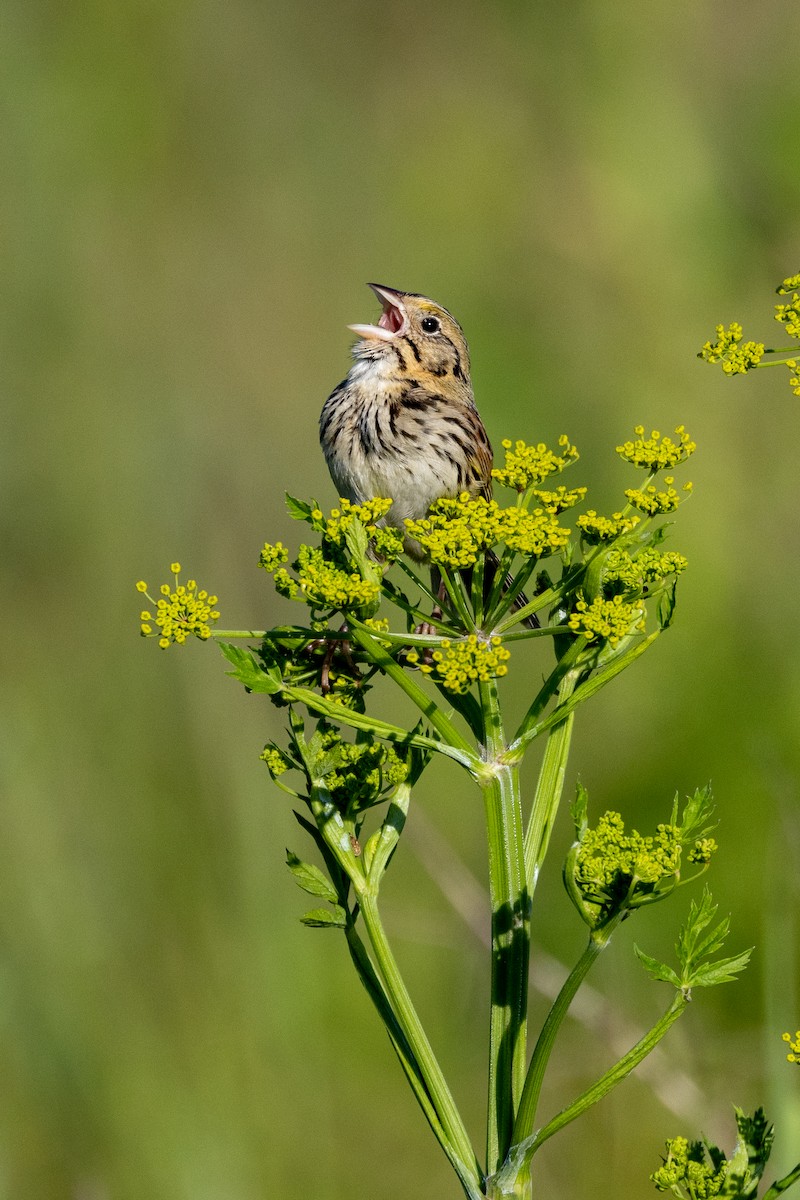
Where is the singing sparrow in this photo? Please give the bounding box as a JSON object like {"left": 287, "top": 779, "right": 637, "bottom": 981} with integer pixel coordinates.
{"left": 319, "top": 284, "right": 493, "bottom": 561}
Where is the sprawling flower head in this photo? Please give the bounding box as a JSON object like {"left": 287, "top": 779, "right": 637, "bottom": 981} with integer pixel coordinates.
{"left": 602, "top": 547, "right": 688, "bottom": 593}
{"left": 491, "top": 435, "right": 579, "bottom": 491}
{"left": 317, "top": 730, "right": 408, "bottom": 814}
{"left": 625, "top": 478, "right": 692, "bottom": 515}
{"left": 617, "top": 425, "right": 696, "bottom": 470}
{"left": 531, "top": 484, "right": 588, "bottom": 514}
{"left": 324, "top": 497, "right": 405, "bottom": 560}
{"left": 651, "top": 1136, "right": 725, "bottom": 1197}
{"left": 568, "top": 595, "right": 645, "bottom": 645}
{"left": 404, "top": 493, "right": 570, "bottom": 568}
{"left": 576, "top": 510, "right": 640, "bottom": 544}
{"left": 136, "top": 565, "right": 220, "bottom": 648}
{"left": 407, "top": 635, "right": 510, "bottom": 694}
{"left": 775, "top": 283, "right": 800, "bottom": 339}
{"left": 698, "top": 324, "right": 765, "bottom": 374}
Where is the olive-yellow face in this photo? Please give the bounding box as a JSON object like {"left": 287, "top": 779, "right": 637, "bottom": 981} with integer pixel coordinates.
{"left": 348, "top": 284, "right": 471, "bottom": 383}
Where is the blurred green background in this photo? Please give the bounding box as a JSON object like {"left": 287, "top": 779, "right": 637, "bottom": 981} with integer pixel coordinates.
{"left": 3, "top": 1, "right": 800, "bottom": 1196}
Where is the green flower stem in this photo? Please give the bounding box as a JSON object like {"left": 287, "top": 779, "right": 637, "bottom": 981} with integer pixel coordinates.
{"left": 358, "top": 889, "right": 483, "bottom": 1191}
{"left": 764, "top": 1163, "right": 800, "bottom": 1199}
{"left": 511, "top": 920, "right": 621, "bottom": 1149}
{"left": 523, "top": 669, "right": 579, "bottom": 888}
{"left": 281, "top": 681, "right": 475, "bottom": 768}
{"left": 479, "top": 678, "right": 530, "bottom": 1175}
{"left": 349, "top": 625, "right": 477, "bottom": 760}
{"left": 440, "top": 563, "right": 478, "bottom": 631}
{"left": 509, "top": 630, "right": 660, "bottom": 758}
{"left": 511, "top": 638, "right": 586, "bottom": 749}
{"left": 213, "top": 629, "right": 268, "bottom": 638}
{"left": 343, "top": 924, "right": 484, "bottom": 1200}
{"left": 488, "top": 555, "right": 538, "bottom": 627}
{"left": 492, "top": 991, "right": 689, "bottom": 1193}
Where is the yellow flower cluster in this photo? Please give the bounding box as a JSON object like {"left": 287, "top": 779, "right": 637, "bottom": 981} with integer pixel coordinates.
{"left": 321, "top": 737, "right": 408, "bottom": 812}
{"left": 577, "top": 812, "right": 681, "bottom": 889}
{"left": 775, "top": 292, "right": 800, "bottom": 339}
{"left": 687, "top": 837, "right": 718, "bottom": 865}
{"left": 406, "top": 635, "right": 510, "bottom": 694}
{"left": 698, "top": 324, "right": 765, "bottom": 375}
{"left": 136, "top": 564, "right": 220, "bottom": 649}
{"left": 294, "top": 545, "right": 379, "bottom": 611}
{"left": 324, "top": 498, "right": 405, "bottom": 560}
{"left": 259, "top": 541, "right": 289, "bottom": 571}
{"left": 777, "top": 273, "right": 800, "bottom": 294}
{"left": 782, "top": 1030, "right": 800, "bottom": 1064}
{"left": 404, "top": 494, "right": 570, "bottom": 568}
{"left": 624, "top": 478, "right": 691, "bottom": 515}
{"left": 616, "top": 425, "right": 696, "bottom": 470}
{"left": 576, "top": 510, "right": 640, "bottom": 544}
{"left": 491, "top": 435, "right": 579, "bottom": 491}
{"left": 569, "top": 595, "right": 644, "bottom": 645}
{"left": 261, "top": 745, "right": 290, "bottom": 777}
{"left": 651, "top": 1136, "right": 724, "bottom": 1197}
{"left": 531, "top": 484, "right": 587, "bottom": 514}
{"left": 603, "top": 547, "right": 688, "bottom": 590}
{"left": 786, "top": 360, "right": 800, "bottom": 396}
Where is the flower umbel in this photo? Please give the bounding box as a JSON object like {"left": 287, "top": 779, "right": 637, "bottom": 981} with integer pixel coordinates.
{"left": 404, "top": 493, "right": 570, "bottom": 569}
{"left": 568, "top": 595, "right": 645, "bottom": 645}
{"left": 136, "top": 565, "right": 220, "bottom": 648}
{"left": 491, "top": 435, "right": 579, "bottom": 491}
{"left": 617, "top": 426, "right": 696, "bottom": 470}
{"left": 698, "top": 324, "right": 765, "bottom": 375}
{"left": 407, "top": 635, "right": 510, "bottom": 694}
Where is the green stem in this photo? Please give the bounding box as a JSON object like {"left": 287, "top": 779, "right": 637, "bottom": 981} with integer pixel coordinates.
{"left": 511, "top": 922, "right": 620, "bottom": 1147}
{"left": 764, "top": 1163, "right": 800, "bottom": 1199}
{"left": 343, "top": 924, "right": 484, "bottom": 1200}
{"left": 523, "top": 669, "right": 579, "bottom": 888}
{"left": 358, "top": 890, "right": 483, "bottom": 1191}
{"left": 492, "top": 991, "right": 689, "bottom": 1192}
{"left": 348, "top": 625, "right": 477, "bottom": 761}
{"left": 508, "top": 630, "right": 660, "bottom": 757}
{"left": 479, "top": 678, "right": 530, "bottom": 1174}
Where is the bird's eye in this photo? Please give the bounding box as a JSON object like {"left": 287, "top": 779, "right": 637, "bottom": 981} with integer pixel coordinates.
{"left": 421, "top": 316, "right": 440, "bottom": 334}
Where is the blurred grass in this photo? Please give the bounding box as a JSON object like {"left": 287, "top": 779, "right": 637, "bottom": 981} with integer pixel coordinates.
{"left": 2, "top": 0, "right": 799, "bottom": 1196}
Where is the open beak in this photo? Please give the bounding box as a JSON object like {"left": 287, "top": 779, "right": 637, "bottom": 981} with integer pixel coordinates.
{"left": 348, "top": 283, "right": 408, "bottom": 341}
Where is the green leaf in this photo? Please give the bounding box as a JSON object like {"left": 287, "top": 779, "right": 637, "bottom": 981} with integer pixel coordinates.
{"left": 218, "top": 642, "right": 282, "bottom": 693}
{"left": 658, "top": 578, "right": 678, "bottom": 629}
{"left": 300, "top": 905, "right": 347, "bottom": 928}
{"left": 679, "top": 784, "right": 716, "bottom": 841}
{"left": 689, "top": 949, "right": 752, "bottom": 989}
{"left": 634, "top": 945, "right": 681, "bottom": 987}
{"left": 285, "top": 850, "right": 338, "bottom": 902}
{"left": 570, "top": 780, "right": 589, "bottom": 837}
{"left": 764, "top": 1163, "right": 800, "bottom": 1199}
{"left": 285, "top": 494, "right": 313, "bottom": 521}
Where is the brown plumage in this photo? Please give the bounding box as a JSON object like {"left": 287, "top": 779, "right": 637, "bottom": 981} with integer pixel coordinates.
{"left": 319, "top": 284, "right": 493, "bottom": 561}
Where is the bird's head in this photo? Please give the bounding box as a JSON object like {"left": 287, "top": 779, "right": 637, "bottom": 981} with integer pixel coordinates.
{"left": 349, "top": 284, "right": 471, "bottom": 384}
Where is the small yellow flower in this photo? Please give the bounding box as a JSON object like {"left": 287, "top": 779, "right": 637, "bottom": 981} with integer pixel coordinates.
{"left": 774, "top": 293, "right": 800, "bottom": 339}
{"left": 170, "top": 562, "right": 181, "bottom": 574}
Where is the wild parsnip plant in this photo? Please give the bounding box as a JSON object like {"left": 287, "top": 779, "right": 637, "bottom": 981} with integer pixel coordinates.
{"left": 698, "top": 271, "right": 800, "bottom": 395}
{"left": 135, "top": 425, "right": 793, "bottom": 1200}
